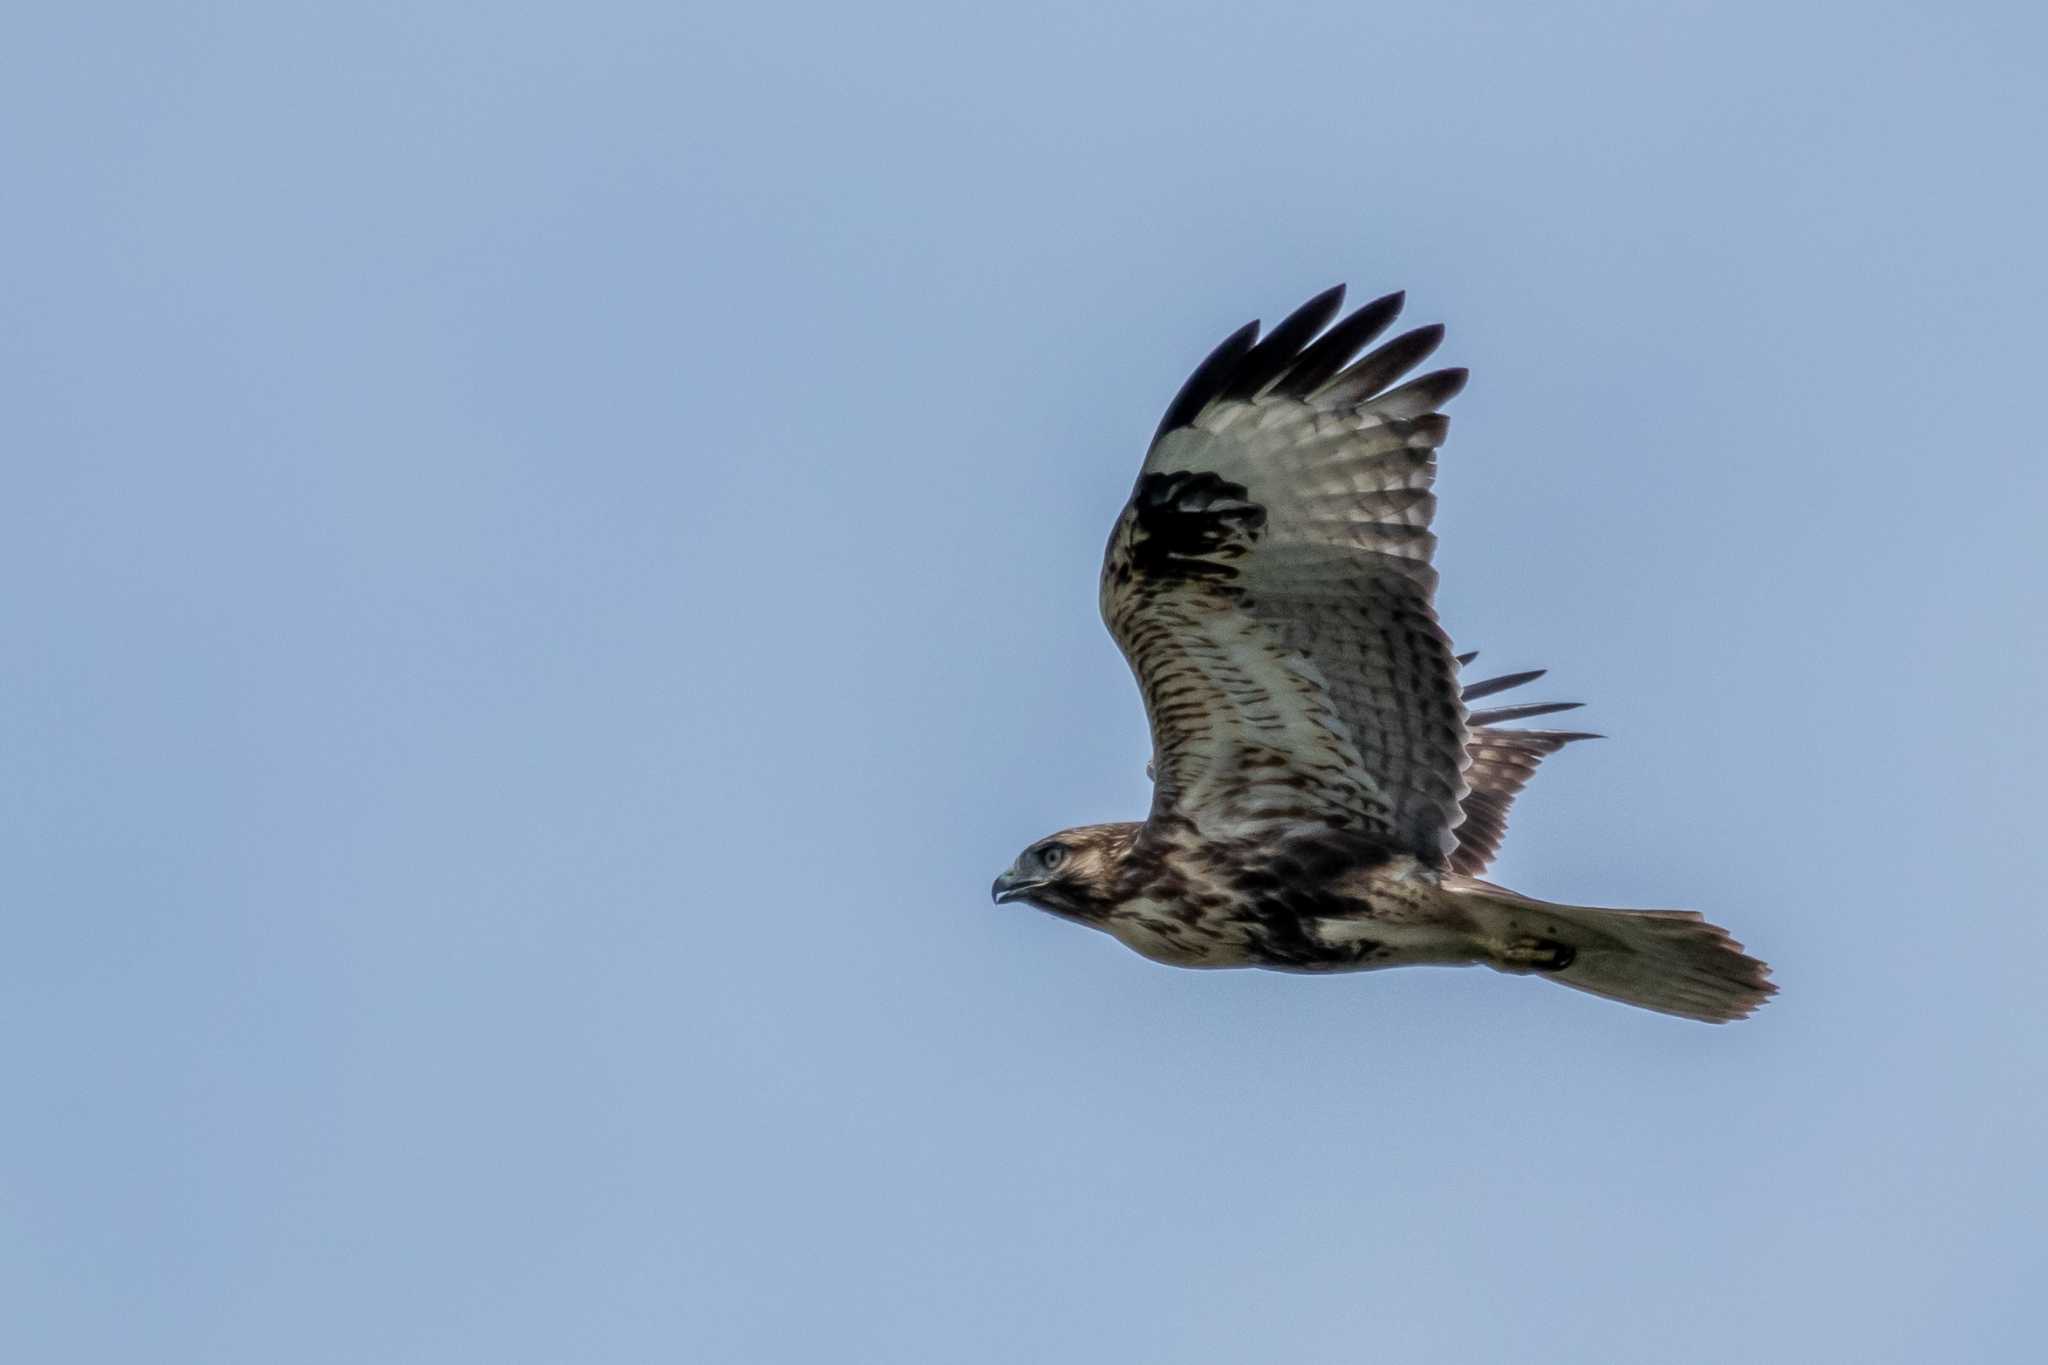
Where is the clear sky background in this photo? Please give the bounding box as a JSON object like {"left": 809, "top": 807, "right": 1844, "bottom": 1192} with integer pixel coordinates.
{"left": 5, "top": 3, "right": 2045, "bottom": 1361}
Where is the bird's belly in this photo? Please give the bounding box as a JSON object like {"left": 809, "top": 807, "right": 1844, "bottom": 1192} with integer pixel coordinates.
{"left": 1091, "top": 864, "right": 1483, "bottom": 972}
{"left": 1305, "top": 866, "right": 1484, "bottom": 968}
{"left": 1308, "top": 911, "right": 1480, "bottom": 966}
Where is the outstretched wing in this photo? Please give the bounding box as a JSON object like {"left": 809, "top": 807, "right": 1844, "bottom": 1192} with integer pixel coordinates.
{"left": 1449, "top": 654, "right": 1599, "bottom": 875}
{"left": 1101, "top": 286, "right": 1471, "bottom": 860}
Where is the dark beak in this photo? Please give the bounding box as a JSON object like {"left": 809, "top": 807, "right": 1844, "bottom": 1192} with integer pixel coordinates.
{"left": 991, "top": 869, "right": 1031, "bottom": 904}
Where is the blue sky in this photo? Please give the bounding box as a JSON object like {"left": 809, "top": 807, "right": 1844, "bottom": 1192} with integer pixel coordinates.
{"left": 5, "top": 2, "right": 2045, "bottom": 1360}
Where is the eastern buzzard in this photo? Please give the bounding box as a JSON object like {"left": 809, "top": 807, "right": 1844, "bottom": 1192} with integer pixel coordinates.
{"left": 993, "top": 286, "right": 1773, "bottom": 1022}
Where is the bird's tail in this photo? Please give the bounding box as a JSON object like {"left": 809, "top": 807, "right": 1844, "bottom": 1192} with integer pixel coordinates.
{"left": 1444, "top": 875, "right": 1775, "bottom": 1023}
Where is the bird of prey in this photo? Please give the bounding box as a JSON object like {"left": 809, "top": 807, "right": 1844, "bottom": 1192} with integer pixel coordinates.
{"left": 992, "top": 286, "right": 1774, "bottom": 1022}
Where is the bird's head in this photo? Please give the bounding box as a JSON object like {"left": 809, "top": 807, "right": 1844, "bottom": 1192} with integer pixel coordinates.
{"left": 991, "top": 823, "right": 1136, "bottom": 918}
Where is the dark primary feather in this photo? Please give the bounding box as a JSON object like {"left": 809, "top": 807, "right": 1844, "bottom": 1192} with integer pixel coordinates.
{"left": 1152, "top": 289, "right": 1421, "bottom": 437}
{"left": 1373, "top": 367, "right": 1470, "bottom": 419}
{"left": 1461, "top": 668, "right": 1546, "bottom": 702}
{"left": 1320, "top": 324, "right": 1446, "bottom": 404}
{"left": 1467, "top": 700, "right": 1587, "bottom": 727}
{"left": 1271, "top": 290, "right": 1406, "bottom": 398}
{"left": 1152, "top": 319, "right": 1260, "bottom": 442}
{"left": 1218, "top": 284, "right": 1348, "bottom": 403}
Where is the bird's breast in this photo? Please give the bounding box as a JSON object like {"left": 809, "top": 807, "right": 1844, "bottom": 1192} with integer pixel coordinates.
{"left": 1094, "top": 893, "right": 1255, "bottom": 968}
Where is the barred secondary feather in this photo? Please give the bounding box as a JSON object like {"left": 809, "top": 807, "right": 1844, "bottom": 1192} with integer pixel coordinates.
{"left": 992, "top": 287, "right": 1774, "bottom": 1023}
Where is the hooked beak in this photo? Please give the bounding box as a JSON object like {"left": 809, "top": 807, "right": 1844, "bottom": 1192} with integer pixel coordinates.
{"left": 991, "top": 869, "right": 1038, "bottom": 904}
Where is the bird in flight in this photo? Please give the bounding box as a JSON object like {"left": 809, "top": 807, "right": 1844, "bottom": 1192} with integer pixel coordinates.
{"left": 992, "top": 286, "right": 1773, "bottom": 1022}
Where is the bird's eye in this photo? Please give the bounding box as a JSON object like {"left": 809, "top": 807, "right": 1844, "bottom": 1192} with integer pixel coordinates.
{"left": 1040, "top": 843, "right": 1068, "bottom": 870}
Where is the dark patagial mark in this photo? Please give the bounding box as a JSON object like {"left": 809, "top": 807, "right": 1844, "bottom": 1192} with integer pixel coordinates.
{"left": 1125, "top": 470, "right": 1266, "bottom": 583}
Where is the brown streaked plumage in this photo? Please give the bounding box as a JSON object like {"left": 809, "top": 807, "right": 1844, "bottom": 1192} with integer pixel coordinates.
{"left": 993, "top": 286, "right": 1774, "bottom": 1023}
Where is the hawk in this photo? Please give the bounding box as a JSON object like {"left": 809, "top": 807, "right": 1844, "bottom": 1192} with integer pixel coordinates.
{"left": 992, "top": 286, "right": 1774, "bottom": 1022}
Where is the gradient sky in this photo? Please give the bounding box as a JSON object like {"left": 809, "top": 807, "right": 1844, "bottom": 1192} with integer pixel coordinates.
{"left": 6, "top": 3, "right": 2046, "bottom": 1361}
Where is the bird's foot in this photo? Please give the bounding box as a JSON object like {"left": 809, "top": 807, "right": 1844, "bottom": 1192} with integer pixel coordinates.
{"left": 1493, "top": 936, "right": 1577, "bottom": 974}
